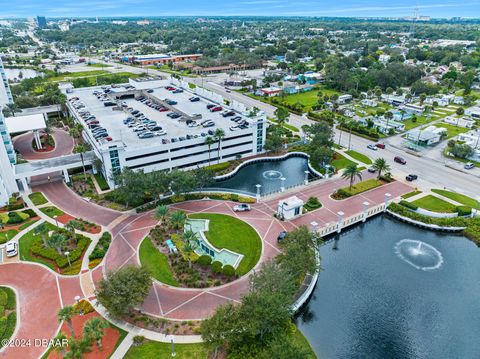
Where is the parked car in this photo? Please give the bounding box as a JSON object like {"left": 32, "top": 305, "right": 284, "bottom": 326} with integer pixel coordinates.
{"left": 103, "top": 101, "right": 116, "bottom": 107}
{"left": 367, "top": 167, "right": 376, "bottom": 173}
{"left": 146, "top": 89, "right": 154, "bottom": 93}
{"left": 138, "top": 132, "right": 154, "bottom": 139}
{"left": 172, "top": 89, "right": 183, "bottom": 93}
{"left": 94, "top": 132, "right": 109, "bottom": 139}
{"left": 231, "top": 116, "right": 242, "bottom": 122}
{"left": 210, "top": 106, "right": 222, "bottom": 112}
{"left": 159, "top": 107, "right": 169, "bottom": 112}
{"left": 375, "top": 143, "right": 386, "bottom": 149}
{"left": 222, "top": 110, "right": 235, "bottom": 117}
{"left": 464, "top": 162, "right": 475, "bottom": 170}
{"left": 394, "top": 156, "right": 407, "bottom": 165}
{"left": 233, "top": 204, "right": 251, "bottom": 212}
{"left": 6, "top": 242, "right": 17, "bottom": 257}
{"left": 406, "top": 174, "right": 418, "bottom": 181}
{"left": 367, "top": 144, "right": 378, "bottom": 151}
{"left": 166, "top": 100, "right": 177, "bottom": 105}
{"left": 277, "top": 231, "right": 288, "bottom": 243}
{"left": 189, "top": 96, "right": 200, "bottom": 102}
{"left": 206, "top": 104, "right": 216, "bottom": 109}
{"left": 203, "top": 121, "right": 215, "bottom": 128}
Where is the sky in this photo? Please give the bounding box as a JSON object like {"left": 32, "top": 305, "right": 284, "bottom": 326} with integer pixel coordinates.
{"left": 1, "top": 0, "right": 480, "bottom": 18}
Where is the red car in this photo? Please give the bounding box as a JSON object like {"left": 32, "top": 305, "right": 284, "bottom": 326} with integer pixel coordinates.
{"left": 158, "top": 107, "right": 169, "bottom": 112}
{"left": 210, "top": 106, "right": 222, "bottom": 112}
{"left": 105, "top": 136, "right": 112, "bottom": 141}
{"left": 394, "top": 156, "right": 407, "bottom": 165}
{"left": 376, "top": 143, "right": 386, "bottom": 149}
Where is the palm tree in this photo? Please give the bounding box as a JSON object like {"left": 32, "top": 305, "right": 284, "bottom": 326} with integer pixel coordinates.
{"left": 58, "top": 306, "right": 76, "bottom": 337}
{"left": 43, "top": 125, "right": 53, "bottom": 143}
{"left": 384, "top": 111, "right": 394, "bottom": 134}
{"left": 154, "top": 205, "right": 169, "bottom": 227}
{"left": 169, "top": 210, "right": 186, "bottom": 230}
{"left": 372, "top": 158, "right": 391, "bottom": 180}
{"left": 65, "top": 221, "right": 77, "bottom": 244}
{"left": 47, "top": 233, "right": 67, "bottom": 255}
{"left": 83, "top": 317, "right": 109, "bottom": 350}
{"left": 74, "top": 144, "right": 88, "bottom": 181}
{"left": 214, "top": 129, "right": 225, "bottom": 164}
{"left": 66, "top": 337, "right": 91, "bottom": 359}
{"left": 53, "top": 332, "right": 68, "bottom": 357}
{"left": 341, "top": 163, "right": 362, "bottom": 190}
{"left": 204, "top": 136, "right": 214, "bottom": 165}
{"left": 182, "top": 229, "right": 199, "bottom": 268}
{"left": 34, "top": 222, "right": 50, "bottom": 247}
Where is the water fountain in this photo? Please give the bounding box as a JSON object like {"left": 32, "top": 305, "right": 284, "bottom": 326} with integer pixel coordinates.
{"left": 262, "top": 170, "right": 283, "bottom": 179}
{"left": 394, "top": 239, "right": 444, "bottom": 271}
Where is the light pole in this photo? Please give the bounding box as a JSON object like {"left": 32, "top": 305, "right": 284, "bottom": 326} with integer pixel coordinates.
{"left": 64, "top": 251, "right": 71, "bottom": 267}
{"left": 255, "top": 184, "right": 262, "bottom": 201}
{"left": 169, "top": 335, "right": 176, "bottom": 357}
{"left": 304, "top": 170, "right": 309, "bottom": 185}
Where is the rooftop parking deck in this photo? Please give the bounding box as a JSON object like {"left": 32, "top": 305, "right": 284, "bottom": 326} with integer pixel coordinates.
{"left": 68, "top": 82, "right": 252, "bottom": 150}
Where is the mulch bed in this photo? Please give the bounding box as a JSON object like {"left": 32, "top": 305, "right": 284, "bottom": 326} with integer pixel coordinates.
{"left": 57, "top": 214, "right": 101, "bottom": 234}
{"left": 48, "top": 311, "right": 121, "bottom": 359}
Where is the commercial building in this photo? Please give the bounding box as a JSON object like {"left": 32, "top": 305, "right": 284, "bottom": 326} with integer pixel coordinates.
{"left": 124, "top": 54, "right": 202, "bottom": 66}
{"left": 37, "top": 16, "right": 47, "bottom": 28}
{"left": 406, "top": 125, "right": 447, "bottom": 146}
{"left": 65, "top": 77, "right": 267, "bottom": 187}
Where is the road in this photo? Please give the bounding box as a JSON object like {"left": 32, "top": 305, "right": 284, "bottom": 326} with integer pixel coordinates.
{"left": 85, "top": 58, "right": 480, "bottom": 198}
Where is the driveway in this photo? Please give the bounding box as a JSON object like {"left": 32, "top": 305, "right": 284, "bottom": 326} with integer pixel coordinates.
{"left": 13, "top": 128, "right": 74, "bottom": 161}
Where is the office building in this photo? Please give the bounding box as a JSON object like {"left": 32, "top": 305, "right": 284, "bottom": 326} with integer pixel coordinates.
{"left": 37, "top": 16, "right": 47, "bottom": 28}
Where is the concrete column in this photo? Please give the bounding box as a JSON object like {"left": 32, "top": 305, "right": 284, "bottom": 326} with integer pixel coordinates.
{"left": 337, "top": 211, "right": 344, "bottom": 233}
{"left": 280, "top": 177, "right": 286, "bottom": 192}
{"left": 363, "top": 201, "right": 370, "bottom": 222}
{"left": 63, "top": 169, "right": 70, "bottom": 183}
{"left": 20, "top": 177, "right": 30, "bottom": 194}
{"left": 34, "top": 130, "right": 42, "bottom": 150}
{"left": 384, "top": 193, "right": 392, "bottom": 212}
{"left": 310, "top": 221, "right": 318, "bottom": 233}
{"left": 255, "top": 184, "right": 262, "bottom": 201}
{"left": 304, "top": 170, "right": 309, "bottom": 185}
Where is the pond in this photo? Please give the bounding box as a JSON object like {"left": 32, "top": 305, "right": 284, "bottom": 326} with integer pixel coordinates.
{"left": 4, "top": 68, "right": 43, "bottom": 81}
{"left": 212, "top": 154, "right": 318, "bottom": 196}
{"left": 297, "top": 215, "right": 480, "bottom": 359}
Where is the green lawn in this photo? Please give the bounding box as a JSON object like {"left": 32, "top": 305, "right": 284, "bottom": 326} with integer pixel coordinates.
{"left": 345, "top": 150, "right": 372, "bottom": 165}
{"left": 432, "top": 122, "right": 469, "bottom": 139}
{"left": 0, "top": 229, "right": 18, "bottom": 244}
{"left": 87, "top": 63, "right": 112, "bottom": 68}
{"left": 0, "top": 287, "right": 16, "bottom": 343}
{"left": 411, "top": 195, "right": 457, "bottom": 213}
{"left": 188, "top": 213, "right": 262, "bottom": 276}
{"left": 282, "top": 87, "right": 340, "bottom": 111}
{"left": 19, "top": 222, "right": 57, "bottom": 270}
{"left": 401, "top": 190, "right": 422, "bottom": 199}
{"left": 332, "top": 152, "right": 357, "bottom": 171}
{"left": 431, "top": 189, "right": 480, "bottom": 210}
{"left": 403, "top": 115, "right": 436, "bottom": 130}
{"left": 139, "top": 237, "right": 178, "bottom": 286}
{"left": 28, "top": 192, "right": 48, "bottom": 206}
{"left": 47, "top": 70, "right": 108, "bottom": 82}
{"left": 125, "top": 340, "right": 209, "bottom": 359}
{"left": 93, "top": 173, "right": 110, "bottom": 191}
{"left": 40, "top": 206, "right": 64, "bottom": 218}
{"left": 336, "top": 178, "right": 383, "bottom": 198}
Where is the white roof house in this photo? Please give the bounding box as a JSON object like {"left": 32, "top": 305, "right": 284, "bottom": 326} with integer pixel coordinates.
{"left": 407, "top": 125, "right": 447, "bottom": 145}
{"left": 277, "top": 196, "right": 304, "bottom": 220}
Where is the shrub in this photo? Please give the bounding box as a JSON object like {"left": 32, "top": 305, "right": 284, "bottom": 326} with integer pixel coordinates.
{"left": 230, "top": 193, "right": 239, "bottom": 202}
{"left": 456, "top": 206, "right": 472, "bottom": 216}
{"left": 21, "top": 209, "right": 36, "bottom": 218}
{"left": 399, "top": 200, "right": 419, "bottom": 211}
{"left": 304, "top": 196, "right": 322, "bottom": 211}
{"left": 196, "top": 255, "right": 212, "bottom": 266}
{"left": 0, "top": 291, "right": 7, "bottom": 307}
{"left": 222, "top": 265, "right": 236, "bottom": 277}
{"left": 211, "top": 261, "right": 223, "bottom": 274}
{"left": 88, "top": 232, "right": 112, "bottom": 260}
{"left": 133, "top": 335, "right": 146, "bottom": 346}
{"left": 6, "top": 212, "right": 23, "bottom": 224}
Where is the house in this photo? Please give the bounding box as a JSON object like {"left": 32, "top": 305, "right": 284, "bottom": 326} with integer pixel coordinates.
{"left": 259, "top": 86, "right": 282, "bottom": 97}
{"left": 453, "top": 96, "right": 465, "bottom": 105}
{"left": 381, "top": 94, "right": 405, "bottom": 106}
{"left": 298, "top": 71, "right": 323, "bottom": 85}
{"left": 443, "top": 116, "right": 475, "bottom": 129}
{"left": 361, "top": 99, "right": 378, "bottom": 107}
{"left": 277, "top": 196, "right": 304, "bottom": 220}
{"left": 378, "top": 54, "right": 391, "bottom": 63}
{"left": 457, "top": 130, "right": 480, "bottom": 149}
{"left": 399, "top": 103, "right": 424, "bottom": 115}
{"left": 337, "top": 94, "right": 353, "bottom": 104}
{"left": 465, "top": 106, "right": 480, "bottom": 119}
{"left": 358, "top": 117, "right": 405, "bottom": 133}
{"left": 407, "top": 126, "right": 447, "bottom": 145}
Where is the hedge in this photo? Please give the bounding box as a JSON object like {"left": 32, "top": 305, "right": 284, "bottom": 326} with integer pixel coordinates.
{"left": 222, "top": 264, "right": 236, "bottom": 277}
{"left": 304, "top": 196, "right": 322, "bottom": 211}
{"left": 31, "top": 235, "right": 90, "bottom": 268}
{"left": 456, "top": 206, "right": 472, "bottom": 216}
{"left": 211, "top": 261, "right": 223, "bottom": 274}
{"left": 196, "top": 254, "right": 212, "bottom": 266}
{"left": 399, "top": 200, "right": 419, "bottom": 211}
{"left": 89, "top": 232, "right": 112, "bottom": 261}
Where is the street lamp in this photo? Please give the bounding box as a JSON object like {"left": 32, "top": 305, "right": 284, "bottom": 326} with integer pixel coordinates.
{"left": 64, "top": 251, "right": 71, "bottom": 267}
{"left": 169, "top": 335, "right": 176, "bottom": 357}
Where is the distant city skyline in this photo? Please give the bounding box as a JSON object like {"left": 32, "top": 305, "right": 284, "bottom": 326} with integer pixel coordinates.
{"left": 1, "top": 0, "right": 480, "bottom": 19}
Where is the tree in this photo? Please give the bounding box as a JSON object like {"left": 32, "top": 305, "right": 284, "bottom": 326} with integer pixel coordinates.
{"left": 419, "top": 93, "right": 427, "bottom": 105}
{"left": 53, "top": 332, "right": 68, "bottom": 357}
{"left": 258, "top": 334, "right": 312, "bottom": 359}
{"left": 65, "top": 337, "right": 91, "bottom": 359}
{"left": 274, "top": 107, "right": 290, "bottom": 126}
{"left": 264, "top": 127, "right": 283, "bottom": 153}
{"left": 96, "top": 266, "right": 152, "bottom": 318}
{"left": 384, "top": 111, "right": 394, "bottom": 134}
{"left": 65, "top": 221, "right": 77, "bottom": 244}
{"left": 214, "top": 129, "right": 225, "bottom": 164}
{"left": 34, "top": 222, "right": 50, "bottom": 247}
{"left": 47, "top": 233, "right": 67, "bottom": 255}
{"left": 372, "top": 158, "right": 391, "bottom": 179}
{"left": 73, "top": 143, "right": 89, "bottom": 181}
{"left": 204, "top": 136, "right": 214, "bottom": 166}
{"left": 169, "top": 210, "right": 186, "bottom": 230}
{"left": 58, "top": 306, "right": 76, "bottom": 337}
{"left": 154, "top": 205, "right": 169, "bottom": 227}
{"left": 341, "top": 163, "right": 362, "bottom": 190}
{"left": 456, "top": 107, "right": 465, "bottom": 116}
{"left": 181, "top": 229, "right": 199, "bottom": 268}
{"left": 83, "top": 317, "right": 109, "bottom": 350}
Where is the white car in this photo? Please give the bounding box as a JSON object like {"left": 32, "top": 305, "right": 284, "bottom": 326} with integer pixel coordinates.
{"left": 233, "top": 204, "right": 251, "bottom": 212}
{"left": 367, "top": 144, "right": 378, "bottom": 151}
{"left": 464, "top": 162, "right": 475, "bottom": 170}
{"left": 5, "top": 242, "right": 17, "bottom": 257}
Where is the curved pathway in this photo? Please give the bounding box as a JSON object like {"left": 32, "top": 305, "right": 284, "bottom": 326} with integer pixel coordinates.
{"left": 13, "top": 128, "right": 74, "bottom": 161}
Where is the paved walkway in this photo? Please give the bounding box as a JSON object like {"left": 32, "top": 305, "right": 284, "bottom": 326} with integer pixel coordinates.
{"left": 13, "top": 128, "right": 74, "bottom": 161}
